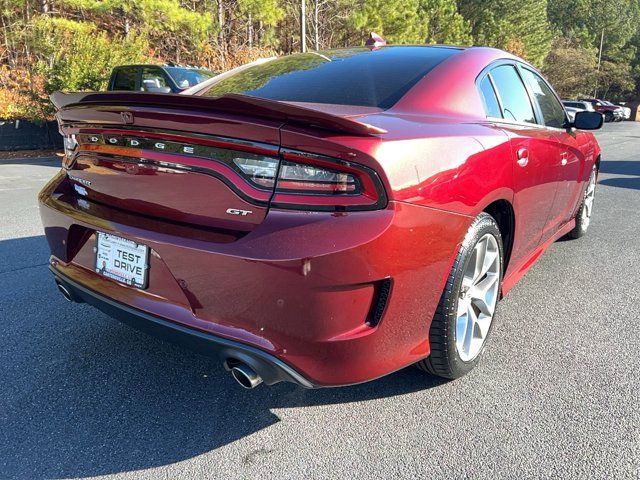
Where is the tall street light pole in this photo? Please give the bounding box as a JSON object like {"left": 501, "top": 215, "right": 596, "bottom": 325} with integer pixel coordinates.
{"left": 300, "top": 0, "right": 307, "bottom": 53}
{"left": 594, "top": 28, "right": 604, "bottom": 98}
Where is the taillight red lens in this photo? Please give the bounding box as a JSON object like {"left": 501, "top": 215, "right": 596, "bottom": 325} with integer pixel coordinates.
{"left": 276, "top": 161, "right": 361, "bottom": 194}
{"left": 269, "top": 150, "right": 387, "bottom": 211}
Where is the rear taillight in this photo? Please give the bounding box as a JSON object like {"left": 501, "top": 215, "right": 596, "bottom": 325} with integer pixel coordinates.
{"left": 221, "top": 150, "right": 385, "bottom": 211}
{"left": 271, "top": 150, "right": 387, "bottom": 211}
{"left": 233, "top": 157, "right": 278, "bottom": 189}
{"left": 62, "top": 134, "right": 78, "bottom": 168}
{"left": 276, "top": 161, "right": 360, "bottom": 194}
{"left": 71, "top": 131, "right": 387, "bottom": 212}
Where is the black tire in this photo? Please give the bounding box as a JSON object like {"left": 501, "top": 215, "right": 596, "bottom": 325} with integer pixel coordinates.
{"left": 567, "top": 166, "right": 597, "bottom": 239}
{"left": 604, "top": 111, "right": 614, "bottom": 122}
{"left": 416, "top": 212, "right": 504, "bottom": 379}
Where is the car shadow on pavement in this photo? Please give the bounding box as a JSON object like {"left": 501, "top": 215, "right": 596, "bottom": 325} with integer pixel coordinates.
{"left": 599, "top": 159, "right": 640, "bottom": 191}
{"left": 598, "top": 160, "right": 640, "bottom": 176}
{"left": 599, "top": 177, "right": 640, "bottom": 190}
{"left": 0, "top": 235, "right": 447, "bottom": 479}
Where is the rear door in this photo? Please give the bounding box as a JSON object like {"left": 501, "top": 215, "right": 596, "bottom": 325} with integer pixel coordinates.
{"left": 484, "top": 63, "right": 559, "bottom": 269}
{"left": 519, "top": 66, "right": 585, "bottom": 236}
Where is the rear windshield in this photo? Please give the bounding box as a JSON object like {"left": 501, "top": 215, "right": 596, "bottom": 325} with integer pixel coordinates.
{"left": 197, "top": 46, "right": 460, "bottom": 109}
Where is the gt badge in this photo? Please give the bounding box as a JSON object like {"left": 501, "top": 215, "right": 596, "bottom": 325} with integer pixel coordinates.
{"left": 226, "top": 208, "right": 253, "bottom": 216}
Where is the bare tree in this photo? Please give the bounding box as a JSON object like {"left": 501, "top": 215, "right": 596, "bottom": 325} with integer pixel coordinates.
{"left": 314, "top": 0, "right": 319, "bottom": 50}
{"left": 300, "top": 0, "right": 306, "bottom": 52}
{"left": 217, "top": 0, "right": 224, "bottom": 50}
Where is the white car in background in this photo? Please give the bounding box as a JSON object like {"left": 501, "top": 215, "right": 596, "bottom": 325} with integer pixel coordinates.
{"left": 601, "top": 100, "right": 627, "bottom": 121}
{"left": 614, "top": 102, "right": 632, "bottom": 120}
{"left": 562, "top": 100, "right": 596, "bottom": 123}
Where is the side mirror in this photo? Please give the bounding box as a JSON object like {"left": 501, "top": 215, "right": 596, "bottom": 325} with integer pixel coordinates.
{"left": 573, "top": 111, "right": 603, "bottom": 130}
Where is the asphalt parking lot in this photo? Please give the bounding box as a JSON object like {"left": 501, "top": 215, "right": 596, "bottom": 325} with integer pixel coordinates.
{"left": 1, "top": 122, "right": 639, "bottom": 479}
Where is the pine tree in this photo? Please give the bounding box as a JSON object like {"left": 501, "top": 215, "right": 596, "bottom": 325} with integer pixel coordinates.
{"left": 417, "top": 0, "right": 473, "bottom": 45}
{"left": 458, "top": 0, "right": 553, "bottom": 66}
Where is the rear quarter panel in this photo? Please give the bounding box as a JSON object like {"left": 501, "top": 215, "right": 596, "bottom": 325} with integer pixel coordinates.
{"left": 297, "top": 114, "right": 514, "bottom": 217}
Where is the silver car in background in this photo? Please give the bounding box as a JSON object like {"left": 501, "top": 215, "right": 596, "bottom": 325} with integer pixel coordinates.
{"left": 562, "top": 100, "right": 596, "bottom": 123}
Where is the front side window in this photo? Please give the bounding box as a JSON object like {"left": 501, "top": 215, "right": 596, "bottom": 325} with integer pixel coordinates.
{"left": 520, "top": 67, "right": 567, "bottom": 128}
{"left": 489, "top": 65, "right": 536, "bottom": 124}
{"left": 479, "top": 75, "right": 502, "bottom": 118}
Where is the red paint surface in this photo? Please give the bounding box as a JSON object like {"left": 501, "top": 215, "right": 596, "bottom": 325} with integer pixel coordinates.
{"left": 40, "top": 47, "right": 600, "bottom": 385}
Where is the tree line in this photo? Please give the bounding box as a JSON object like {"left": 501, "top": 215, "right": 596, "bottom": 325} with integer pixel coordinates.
{"left": 1, "top": 0, "right": 639, "bottom": 120}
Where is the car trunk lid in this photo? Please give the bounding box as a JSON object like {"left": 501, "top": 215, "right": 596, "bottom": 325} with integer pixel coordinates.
{"left": 53, "top": 92, "right": 387, "bottom": 233}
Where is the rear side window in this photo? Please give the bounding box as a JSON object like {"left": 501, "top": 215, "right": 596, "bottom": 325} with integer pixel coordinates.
{"left": 489, "top": 65, "right": 536, "bottom": 124}
{"left": 478, "top": 75, "right": 502, "bottom": 118}
{"left": 112, "top": 68, "right": 137, "bottom": 91}
{"left": 198, "top": 47, "right": 461, "bottom": 109}
{"left": 520, "top": 68, "right": 566, "bottom": 128}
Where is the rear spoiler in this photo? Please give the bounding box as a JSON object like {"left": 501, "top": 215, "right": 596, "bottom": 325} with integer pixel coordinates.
{"left": 50, "top": 91, "right": 387, "bottom": 136}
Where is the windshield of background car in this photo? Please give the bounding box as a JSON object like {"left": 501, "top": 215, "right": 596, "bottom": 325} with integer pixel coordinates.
{"left": 165, "top": 67, "right": 216, "bottom": 89}
{"left": 197, "top": 47, "right": 460, "bottom": 109}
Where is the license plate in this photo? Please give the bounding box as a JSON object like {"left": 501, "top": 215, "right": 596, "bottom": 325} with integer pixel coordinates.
{"left": 95, "top": 232, "right": 149, "bottom": 289}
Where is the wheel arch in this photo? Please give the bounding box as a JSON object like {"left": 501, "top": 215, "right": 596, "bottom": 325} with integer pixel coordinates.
{"left": 482, "top": 199, "right": 515, "bottom": 274}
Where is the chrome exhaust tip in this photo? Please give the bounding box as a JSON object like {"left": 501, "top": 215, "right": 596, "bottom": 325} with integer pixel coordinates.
{"left": 230, "top": 363, "right": 263, "bottom": 389}
{"left": 56, "top": 281, "right": 73, "bottom": 302}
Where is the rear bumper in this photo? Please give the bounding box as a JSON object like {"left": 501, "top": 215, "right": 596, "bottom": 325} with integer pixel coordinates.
{"left": 39, "top": 170, "right": 472, "bottom": 386}
{"left": 51, "top": 267, "right": 315, "bottom": 387}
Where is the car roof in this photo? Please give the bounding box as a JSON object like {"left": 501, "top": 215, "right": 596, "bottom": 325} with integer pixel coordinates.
{"left": 193, "top": 45, "right": 529, "bottom": 120}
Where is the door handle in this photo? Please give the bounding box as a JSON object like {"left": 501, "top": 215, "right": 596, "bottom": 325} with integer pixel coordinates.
{"left": 516, "top": 147, "right": 529, "bottom": 167}
{"left": 560, "top": 151, "right": 568, "bottom": 166}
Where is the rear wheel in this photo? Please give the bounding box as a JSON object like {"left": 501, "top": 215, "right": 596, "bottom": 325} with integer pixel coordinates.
{"left": 604, "top": 111, "right": 614, "bottom": 122}
{"left": 568, "top": 165, "right": 597, "bottom": 239}
{"left": 417, "top": 213, "right": 503, "bottom": 379}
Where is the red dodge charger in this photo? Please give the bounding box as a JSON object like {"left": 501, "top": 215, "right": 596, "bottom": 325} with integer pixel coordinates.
{"left": 39, "top": 46, "right": 602, "bottom": 388}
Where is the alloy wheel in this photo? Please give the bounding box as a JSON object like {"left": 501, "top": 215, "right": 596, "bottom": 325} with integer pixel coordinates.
{"left": 581, "top": 169, "right": 597, "bottom": 229}
{"left": 455, "top": 233, "right": 501, "bottom": 362}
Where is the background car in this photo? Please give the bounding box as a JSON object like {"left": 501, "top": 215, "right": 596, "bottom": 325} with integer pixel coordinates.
{"left": 615, "top": 102, "right": 632, "bottom": 119}
{"left": 579, "top": 98, "right": 624, "bottom": 122}
{"left": 600, "top": 100, "right": 626, "bottom": 121}
{"left": 562, "top": 100, "right": 596, "bottom": 112}
{"left": 563, "top": 106, "right": 578, "bottom": 122}
{"left": 562, "top": 100, "right": 597, "bottom": 123}
{"left": 108, "top": 64, "right": 216, "bottom": 93}
{"left": 43, "top": 46, "right": 602, "bottom": 389}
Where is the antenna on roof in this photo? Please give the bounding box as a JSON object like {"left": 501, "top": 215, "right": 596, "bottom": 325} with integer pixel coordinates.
{"left": 365, "top": 32, "right": 386, "bottom": 50}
